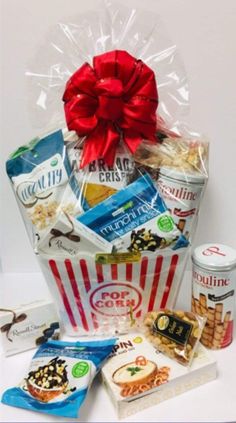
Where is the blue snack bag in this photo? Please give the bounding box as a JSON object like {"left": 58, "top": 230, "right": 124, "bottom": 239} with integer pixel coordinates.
{"left": 2, "top": 339, "right": 116, "bottom": 418}
{"left": 77, "top": 173, "right": 189, "bottom": 252}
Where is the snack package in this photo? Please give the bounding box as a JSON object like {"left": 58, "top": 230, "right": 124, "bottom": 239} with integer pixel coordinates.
{"left": 5, "top": 1, "right": 209, "bottom": 336}
{"left": 102, "top": 333, "right": 217, "bottom": 419}
{"left": 77, "top": 173, "right": 189, "bottom": 252}
{"left": 143, "top": 309, "right": 206, "bottom": 366}
{"left": 67, "top": 143, "right": 135, "bottom": 208}
{"left": 6, "top": 130, "right": 84, "bottom": 248}
{"left": 1, "top": 338, "right": 116, "bottom": 418}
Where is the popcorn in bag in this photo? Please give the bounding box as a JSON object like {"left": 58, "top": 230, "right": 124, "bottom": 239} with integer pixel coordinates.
{"left": 6, "top": 1, "right": 209, "bottom": 336}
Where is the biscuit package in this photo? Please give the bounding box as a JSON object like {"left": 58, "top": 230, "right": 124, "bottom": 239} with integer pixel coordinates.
{"left": 2, "top": 338, "right": 116, "bottom": 418}
{"left": 6, "top": 1, "right": 209, "bottom": 336}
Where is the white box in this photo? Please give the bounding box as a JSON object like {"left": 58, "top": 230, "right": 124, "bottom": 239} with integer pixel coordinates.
{"left": 0, "top": 300, "right": 60, "bottom": 356}
{"left": 102, "top": 333, "right": 217, "bottom": 419}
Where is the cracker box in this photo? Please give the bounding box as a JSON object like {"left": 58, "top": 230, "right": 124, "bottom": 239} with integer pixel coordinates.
{"left": 101, "top": 333, "right": 217, "bottom": 419}
{"left": 0, "top": 300, "right": 60, "bottom": 356}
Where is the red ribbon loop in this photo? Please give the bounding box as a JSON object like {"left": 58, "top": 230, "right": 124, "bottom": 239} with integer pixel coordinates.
{"left": 63, "top": 50, "right": 158, "bottom": 168}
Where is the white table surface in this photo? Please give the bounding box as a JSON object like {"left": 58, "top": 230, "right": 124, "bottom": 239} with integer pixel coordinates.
{"left": 0, "top": 271, "right": 235, "bottom": 422}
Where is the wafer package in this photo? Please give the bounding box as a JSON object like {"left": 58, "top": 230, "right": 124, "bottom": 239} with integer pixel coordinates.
{"left": 6, "top": 1, "right": 209, "bottom": 336}
{"left": 1, "top": 338, "right": 116, "bottom": 418}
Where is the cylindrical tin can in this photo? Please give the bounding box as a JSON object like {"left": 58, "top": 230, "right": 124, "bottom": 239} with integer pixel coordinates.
{"left": 192, "top": 243, "right": 236, "bottom": 349}
{"left": 157, "top": 167, "right": 206, "bottom": 239}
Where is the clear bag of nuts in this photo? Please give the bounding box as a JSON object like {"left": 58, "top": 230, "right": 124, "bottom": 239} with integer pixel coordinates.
{"left": 143, "top": 309, "right": 206, "bottom": 366}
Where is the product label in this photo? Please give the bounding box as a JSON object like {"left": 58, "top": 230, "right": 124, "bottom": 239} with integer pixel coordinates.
{"left": 15, "top": 155, "right": 65, "bottom": 207}
{"left": 68, "top": 147, "right": 134, "bottom": 188}
{"left": 153, "top": 313, "right": 193, "bottom": 345}
{"left": 95, "top": 252, "right": 141, "bottom": 264}
{"left": 157, "top": 175, "right": 205, "bottom": 238}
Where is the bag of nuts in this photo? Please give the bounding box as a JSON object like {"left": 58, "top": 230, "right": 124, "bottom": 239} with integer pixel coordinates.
{"left": 143, "top": 309, "right": 206, "bottom": 366}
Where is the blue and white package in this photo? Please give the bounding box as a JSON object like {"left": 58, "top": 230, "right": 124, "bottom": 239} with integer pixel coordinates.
{"left": 1, "top": 338, "right": 116, "bottom": 418}
{"left": 77, "top": 173, "right": 189, "bottom": 252}
{"left": 6, "top": 130, "right": 87, "bottom": 246}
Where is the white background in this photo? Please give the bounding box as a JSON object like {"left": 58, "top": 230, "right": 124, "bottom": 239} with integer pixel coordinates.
{"left": 1, "top": 1, "right": 236, "bottom": 422}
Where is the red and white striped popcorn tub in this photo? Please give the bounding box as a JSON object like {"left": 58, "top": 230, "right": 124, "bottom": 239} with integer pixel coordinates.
{"left": 38, "top": 247, "right": 189, "bottom": 336}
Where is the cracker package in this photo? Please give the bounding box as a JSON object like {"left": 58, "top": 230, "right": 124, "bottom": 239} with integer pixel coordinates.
{"left": 6, "top": 1, "right": 209, "bottom": 336}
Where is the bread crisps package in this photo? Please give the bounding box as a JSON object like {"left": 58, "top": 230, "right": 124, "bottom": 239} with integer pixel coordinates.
{"left": 1, "top": 338, "right": 116, "bottom": 418}
{"left": 6, "top": 1, "right": 209, "bottom": 335}
{"left": 67, "top": 143, "right": 134, "bottom": 209}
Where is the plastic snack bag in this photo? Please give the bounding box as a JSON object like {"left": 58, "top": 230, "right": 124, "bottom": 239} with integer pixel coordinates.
{"left": 5, "top": 1, "right": 209, "bottom": 336}
{"left": 77, "top": 173, "right": 189, "bottom": 252}
{"left": 1, "top": 338, "right": 116, "bottom": 418}
{"left": 143, "top": 309, "right": 206, "bottom": 366}
{"left": 6, "top": 130, "right": 84, "bottom": 248}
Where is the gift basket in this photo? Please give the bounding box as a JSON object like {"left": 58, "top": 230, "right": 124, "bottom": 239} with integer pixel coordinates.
{"left": 6, "top": 0, "right": 208, "bottom": 336}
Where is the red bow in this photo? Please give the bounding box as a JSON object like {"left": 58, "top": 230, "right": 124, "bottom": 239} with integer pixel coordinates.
{"left": 63, "top": 50, "right": 158, "bottom": 168}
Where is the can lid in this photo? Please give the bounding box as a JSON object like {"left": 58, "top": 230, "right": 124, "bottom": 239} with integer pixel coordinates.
{"left": 159, "top": 167, "right": 206, "bottom": 185}
{"left": 192, "top": 243, "right": 236, "bottom": 271}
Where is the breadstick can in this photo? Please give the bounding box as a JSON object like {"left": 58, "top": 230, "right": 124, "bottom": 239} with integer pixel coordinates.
{"left": 192, "top": 243, "right": 236, "bottom": 349}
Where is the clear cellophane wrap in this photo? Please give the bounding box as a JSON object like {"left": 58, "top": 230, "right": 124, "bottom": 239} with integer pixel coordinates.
{"left": 6, "top": 0, "right": 208, "bottom": 336}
